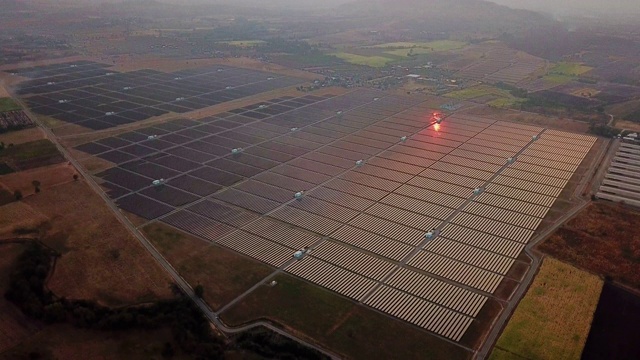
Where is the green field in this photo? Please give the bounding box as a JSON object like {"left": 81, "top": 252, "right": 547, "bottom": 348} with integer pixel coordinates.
{"left": 0, "top": 98, "right": 21, "bottom": 113}
{"left": 549, "top": 62, "right": 593, "bottom": 76}
{"left": 0, "top": 139, "right": 59, "bottom": 162}
{"left": 218, "top": 40, "right": 265, "bottom": 48}
{"left": 490, "top": 258, "right": 603, "bottom": 360}
{"left": 371, "top": 40, "right": 467, "bottom": 51}
{"left": 221, "top": 274, "right": 471, "bottom": 360}
{"left": 331, "top": 52, "right": 395, "bottom": 67}
{"left": 445, "top": 85, "right": 524, "bottom": 108}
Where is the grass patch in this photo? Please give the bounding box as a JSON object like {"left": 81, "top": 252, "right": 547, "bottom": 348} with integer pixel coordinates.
{"left": 550, "top": 62, "right": 593, "bottom": 76}
{"left": 542, "top": 73, "right": 574, "bottom": 85}
{"left": 218, "top": 40, "right": 265, "bottom": 48}
{"left": 222, "top": 274, "right": 471, "bottom": 360}
{"left": 0, "top": 98, "right": 21, "bottom": 113}
{"left": 0, "top": 139, "right": 59, "bottom": 162}
{"left": 490, "top": 257, "right": 603, "bottom": 360}
{"left": 445, "top": 85, "right": 523, "bottom": 108}
{"left": 143, "top": 222, "right": 273, "bottom": 311}
{"left": 331, "top": 52, "right": 394, "bottom": 67}
{"left": 371, "top": 40, "right": 466, "bottom": 51}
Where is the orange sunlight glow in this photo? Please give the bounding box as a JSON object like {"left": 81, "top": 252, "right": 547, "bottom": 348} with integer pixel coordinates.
{"left": 433, "top": 123, "right": 441, "bottom": 132}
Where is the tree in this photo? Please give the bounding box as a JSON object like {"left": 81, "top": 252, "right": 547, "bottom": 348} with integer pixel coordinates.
{"left": 14, "top": 190, "right": 23, "bottom": 200}
{"left": 32, "top": 180, "right": 41, "bottom": 193}
{"left": 194, "top": 285, "right": 204, "bottom": 298}
{"left": 73, "top": 174, "right": 79, "bottom": 181}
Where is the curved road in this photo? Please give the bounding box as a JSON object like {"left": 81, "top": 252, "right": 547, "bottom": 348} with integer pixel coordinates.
{"left": 11, "top": 94, "right": 342, "bottom": 360}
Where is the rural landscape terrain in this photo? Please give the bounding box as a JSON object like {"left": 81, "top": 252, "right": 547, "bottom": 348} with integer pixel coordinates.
{"left": 0, "top": 0, "right": 639, "bottom": 359}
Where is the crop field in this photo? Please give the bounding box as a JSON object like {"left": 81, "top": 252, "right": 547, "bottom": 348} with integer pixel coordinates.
{"left": 331, "top": 52, "right": 394, "bottom": 68}
{"left": 0, "top": 97, "right": 21, "bottom": 113}
{"left": 0, "top": 127, "right": 44, "bottom": 146}
{"left": 0, "top": 201, "right": 47, "bottom": 236}
{"left": 550, "top": 62, "right": 593, "bottom": 77}
{"left": 490, "top": 257, "right": 602, "bottom": 360}
{"left": 217, "top": 40, "right": 265, "bottom": 48}
{"left": 371, "top": 40, "right": 467, "bottom": 51}
{"left": 0, "top": 163, "right": 76, "bottom": 197}
{"left": 540, "top": 202, "right": 640, "bottom": 289}
{"left": 444, "top": 85, "right": 524, "bottom": 108}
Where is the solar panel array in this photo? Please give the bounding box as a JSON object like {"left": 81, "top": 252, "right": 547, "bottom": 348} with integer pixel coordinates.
{"left": 8, "top": 61, "right": 301, "bottom": 130}
{"left": 597, "top": 141, "right": 640, "bottom": 207}
{"left": 71, "top": 86, "right": 597, "bottom": 341}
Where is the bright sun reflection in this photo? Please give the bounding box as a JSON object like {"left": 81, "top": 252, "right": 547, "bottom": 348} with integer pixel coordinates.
{"left": 434, "top": 123, "right": 441, "bottom": 131}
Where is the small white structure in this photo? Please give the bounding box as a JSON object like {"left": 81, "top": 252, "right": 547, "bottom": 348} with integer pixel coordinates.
{"left": 355, "top": 159, "right": 364, "bottom": 167}
{"left": 217, "top": 68, "right": 224, "bottom": 72}
{"left": 267, "top": 77, "right": 275, "bottom": 80}
{"left": 105, "top": 72, "right": 115, "bottom": 76}
{"left": 122, "top": 86, "right": 132, "bottom": 90}
{"left": 507, "top": 157, "right": 516, "bottom": 164}
{"left": 424, "top": 229, "right": 437, "bottom": 240}
{"left": 58, "top": 100, "right": 69, "bottom": 104}
{"left": 105, "top": 111, "right": 115, "bottom": 116}
{"left": 175, "top": 97, "right": 185, "bottom": 101}
{"left": 290, "top": 127, "right": 299, "bottom": 132}
{"left": 147, "top": 135, "right": 159, "bottom": 140}
{"left": 174, "top": 77, "right": 182, "bottom": 80}
{"left": 473, "top": 187, "right": 483, "bottom": 196}
{"left": 293, "top": 247, "right": 309, "bottom": 260}
{"left": 225, "top": 86, "right": 232, "bottom": 89}
{"left": 294, "top": 191, "right": 304, "bottom": 200}
{"left": 47, "top": 82, "right": 55, "bottom": 85}
{"left": 269, "top": 280, "right": 277, "bottom": 286}
{"left": 152, "top": 179, "right": 165, "bottom": 186}
{"left": 70, "top": 64, "right": 78, "bottom": 68}
{"left": 336, "top": 110, "right": 343, "bottom": 116}
{"left": 435, "top": 116, "right": 443, "bottom": 124}
{"left": 373, "top": 97, "right": 380, "bottom": 101}
{"left": 258, "top": 104, "right": 268, "bottom": 109}
{"left": 532, "top": 135, "right": 539, "bottom": 141}
{"left": 231, "top": 147, "right": 243, "bottom": 155}
{"left": 400, "top": 136, "right": 408, "bottom": 142}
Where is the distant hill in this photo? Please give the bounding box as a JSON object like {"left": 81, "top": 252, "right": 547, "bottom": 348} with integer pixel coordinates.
{"left": 337, "top": 0, "right": 555, "bottom": 36}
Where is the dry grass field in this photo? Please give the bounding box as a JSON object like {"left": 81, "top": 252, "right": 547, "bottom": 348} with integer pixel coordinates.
{"left": 0, "top": 201, "right": 47, "bottom": 237}
{"left": 0, "top": 243, "right": 41, "bottom": 353}
{"left": 490, "top": 257, "right": 603, "bottom": 360}
{"left": 0, "top": 324, "right": 191, "bottom": 360}
{"left": 143, "top": 223, "right": 273, "bottom": 311}
{"left": 222, "top": 274, "right": 472, "bottom": 360}
{"left": 615, "top": 120, "right": 640, "bottom": 132}
{"left": 0, "top": 127, "right": 45, "bottom": 146}
{"left": 539, "top": 203, "right": 640, "bottom": 289}
{"left": 0, "top": 163, "right": 76, "bottom": 197}
{"left": 22, "top": 180, "right": 173, "bottom": 306}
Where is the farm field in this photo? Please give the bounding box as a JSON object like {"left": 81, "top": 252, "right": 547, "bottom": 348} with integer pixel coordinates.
{"left": 370, "top": 40, "right": 467, "bottom": 51}
{"left": 221, "top": 273, "right": 472, "bottom": 360}
{"left": 489, "top": 257, "right": 602, "bottom": 360}
{"left": 615, "top": 120, "right": 640, "bottom": 132}
{"left": 0, "top": 98, "right": 21, "bottom": 113}
{"left": 444, "top": 85, "right": 524, "bottom": 107}
{"left": 539, "top": 203, "right": 640, "bottom": 289}
{"left": 143, "top": 222, "right": 273, "bottom": 311}
{"left": 331, "top": 52, "right": 394, "bottom": 67}
{"left": 0, "top": 162, "right": 75, "bottom": 197}
{"left": 549, "top": 62, "right": 593, "bottom": 77}
{"left": 218, "top": 40, "right": 265, "bottom": 48}
{"left": 0, "top": 127, "right": 44, "bottom": 146}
